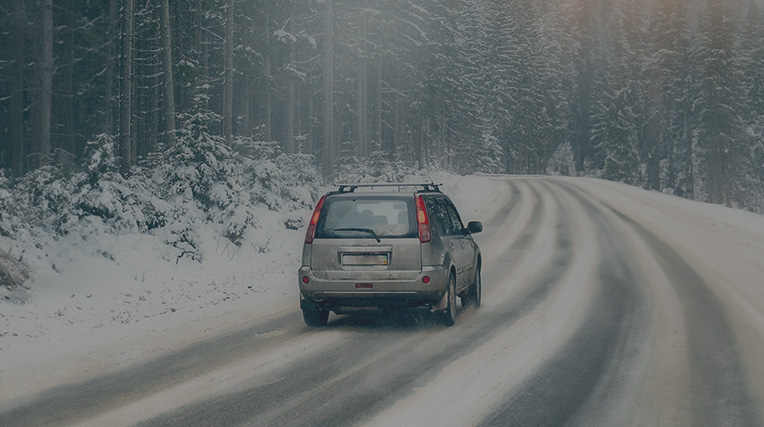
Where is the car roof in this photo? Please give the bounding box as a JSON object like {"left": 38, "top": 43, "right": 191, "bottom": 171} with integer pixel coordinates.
{"left": 329, "top": 183, "right": 442, "bottom": 196}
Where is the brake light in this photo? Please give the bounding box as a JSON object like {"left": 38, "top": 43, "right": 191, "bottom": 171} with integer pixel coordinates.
{"left": 416, "top": 195, "right": 431, "bottom": 243}
{"left": 305, "top": 196, "right": 326, "bottom": 244}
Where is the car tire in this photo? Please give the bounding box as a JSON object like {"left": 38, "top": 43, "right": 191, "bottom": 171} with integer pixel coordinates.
{"left": 440, "top": 273, "right": 457, "bottom": 327}
{"left": 467, "top": 263, "right": 481, "bottom": 308}
{"left": 303, "top": 307, "right": 329, "bottom": 327}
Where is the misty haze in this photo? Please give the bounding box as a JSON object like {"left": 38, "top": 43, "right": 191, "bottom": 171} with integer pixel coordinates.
{"left": 2, "top": 0, "right": 764, "bottom": 425}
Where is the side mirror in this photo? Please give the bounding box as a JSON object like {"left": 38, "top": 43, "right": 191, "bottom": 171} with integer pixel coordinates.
{"left": 467, "top": 221, "right": 483, "bottom": 234}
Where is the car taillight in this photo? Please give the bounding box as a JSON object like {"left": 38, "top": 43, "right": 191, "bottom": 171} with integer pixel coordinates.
{"left": 305, "top": 196, "right": 326, "bottom": 244}
{"left": 416, "top": 195, "right": 431, "bottom": 243}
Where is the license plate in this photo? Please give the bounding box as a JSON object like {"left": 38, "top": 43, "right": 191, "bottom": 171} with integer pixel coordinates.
{"left": 342, "top": 253, "right": 389, "bottom": 266}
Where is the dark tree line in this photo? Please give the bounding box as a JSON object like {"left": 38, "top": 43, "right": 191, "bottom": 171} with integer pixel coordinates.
{"left": 0, "top": 0, "right": 763, "bottom": 211}
{"left": 578, "top": 0, "right": 764, "bottom": 209}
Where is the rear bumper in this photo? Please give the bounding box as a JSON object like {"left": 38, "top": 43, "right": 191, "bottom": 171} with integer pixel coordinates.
{"left": 298, "top": 265, "right": 448, "bottom": 309}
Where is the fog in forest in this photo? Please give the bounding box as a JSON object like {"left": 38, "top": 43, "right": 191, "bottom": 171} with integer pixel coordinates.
{"left": 1, "top": 0, "right": 763, "bottom": 212}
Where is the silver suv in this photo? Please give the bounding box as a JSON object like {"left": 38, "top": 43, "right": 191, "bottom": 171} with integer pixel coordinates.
{"left": 298, "top": 183, "right": 482, "bottom": 327}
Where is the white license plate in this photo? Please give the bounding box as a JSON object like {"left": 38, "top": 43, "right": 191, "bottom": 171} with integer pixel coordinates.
{"left": 342, "top": 253, "right": 389, "bottom": 266}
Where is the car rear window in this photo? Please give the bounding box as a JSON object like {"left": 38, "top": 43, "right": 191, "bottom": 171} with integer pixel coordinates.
{"left": 315, "top": 195, "right": 417, "bottom": 239}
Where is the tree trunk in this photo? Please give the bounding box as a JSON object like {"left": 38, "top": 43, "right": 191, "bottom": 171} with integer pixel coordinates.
{"left": 418, "top": 116, "right": 425, "bottom": 170}
{"left": 285, "top": 2, "right": 296, "bottom": 154}
{"left": 36, "top": 0, "right": 54, "bottom": 169}
{"left": 106, "top": 0, "right": 117, "bottom": 135}
{"left": 173, "top": 0, "right": 185, "bottom": 113}
{"left": 193, "top": 0, "right": 202, "bottom": 52}
{"left": 120, "top": 0, "right": 135, "bottom": 174}
{"left": 224, "top": 0, "right": 234, "bottom": 146}
{"left": 375, "top": 55, "right": 382, "bottom": 152}
{"left": 307, "top": 89, "right": 314, "bottom": 156}
{"left": 357, "top": 61, "right": 367, "bottom": 157}
{"left": 59, "top": 0, "right": 75, "bottom": 161}
{"left": 149, "top": 58, "right": 160, "bottom": 154}
{"left": 264, "top": 13, "right": 272, "bottom": 142}
{"left": 392, "top": 90, "right": 400, "bottom": 161}
{"left": 357, "top": 1, "right": 368, "bottom": 158}
{"left": 322, "top": 0, "right": 334, "bottom": 176}
{"left": 10, "top": 0, "right": 26, "bottom": 176}
{"left": 248, "top": 80, "right": 257, "bottom": 136}
{"left": 160, "top": 0, "right": 176, "bottom": 147}
{"left": 295, "top": 84, "right": 303, "bottom": 152}
{"left": 130, "top": 51, "right": 137, "bottom": 164}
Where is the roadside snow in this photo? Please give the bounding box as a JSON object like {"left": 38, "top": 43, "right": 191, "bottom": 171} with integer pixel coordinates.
{"left": 0, "top": 206, "right": 307, "bottom": 405}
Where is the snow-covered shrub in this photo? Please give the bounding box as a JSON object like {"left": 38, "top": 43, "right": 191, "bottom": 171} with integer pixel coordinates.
{"left": 83, "top": 134, "right": 120, "bottom": 182}
{"left": 233, "top": 136, "right": 280, "bottom": 159}
{"left": 220, "top": 204, "right": 255, "bottom": 247}
{"left": 12, "top": 165, "right": 77, "bottom": 236}
{"left": 0, "top": 172, "right": 14, "bottom": 237}
{"left": 154, "top": 215, "right": 203, "bottom": 263}
{"left": 0, "top": 116, "right": 323, "bottom": 268}
{"left": 70, "top": 135, "right": 156, "bottom": 235}
{"left": 280, "top": 210, "right": 306, "bottom": 230}
{"left": 0, "top": 136, "right": 154, "bottom": 241}
{"left": 138, "top": 113, "right": 244, "bottom": 255}
{"left": 468, "top": 132, "right": 504, "bottom": 175}
{"left": 332, "top": 152, "right": 424, "bottom": 184}
{"left": 251, "top": 153, "right": 321, "bottom": 211}
{"left": 0, "top": 247, "right": 29, "bottom": 292}
{"left": 163, "top": 119, "right": 235, "bottom": 210}
{"left": 150, "top": 118, "right": 321, "bottom": 255}
{"left": 547, "top": 141, "right": 576, "bottom": 176}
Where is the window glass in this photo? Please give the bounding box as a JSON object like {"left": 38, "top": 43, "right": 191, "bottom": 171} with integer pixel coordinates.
{"left": 316, "top": 196, "right": 416, "bottom": 239}
{"left": 444, "top": 203, "right": 465, "bottom": 236}
{"left": 429, "top": 198, "right": 462, "bottom": 236}
{"left": 426, "top": 197, "right": 447, "bottom": 237}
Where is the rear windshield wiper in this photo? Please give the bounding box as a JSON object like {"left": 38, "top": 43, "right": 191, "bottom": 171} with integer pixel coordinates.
{"left": 333, "top": 227, "right": 381, "bottom": 243}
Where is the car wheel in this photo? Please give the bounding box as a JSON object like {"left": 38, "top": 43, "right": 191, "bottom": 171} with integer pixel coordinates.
{"left": 303, "top": 307, "right": 329, "bottom": 327}
{"left": 440, "top": 273, "right": 457, "bottom": 327}
{"left": 468, "top": 264, "right": 481, "bottom": 308}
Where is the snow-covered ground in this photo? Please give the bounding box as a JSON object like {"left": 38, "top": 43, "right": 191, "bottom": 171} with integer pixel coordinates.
{"left": 0, "top": 172, "right": 506, "bottom": 407}
{"left": 4, "top": 173, "right": 764, "bottom": 425}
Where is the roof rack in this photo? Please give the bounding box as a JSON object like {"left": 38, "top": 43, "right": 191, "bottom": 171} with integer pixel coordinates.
{"left": 335, "top": 183, "right": 442, "bottom": 193}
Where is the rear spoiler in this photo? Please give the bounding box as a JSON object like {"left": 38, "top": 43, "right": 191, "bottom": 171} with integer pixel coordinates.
{"left": 335, "top": 183, "right": 442, "bottom": 193}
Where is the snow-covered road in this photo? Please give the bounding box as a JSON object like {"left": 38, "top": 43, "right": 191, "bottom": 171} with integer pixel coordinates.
{"left": 3, "top": 176, "right": 764, "bottom": 426}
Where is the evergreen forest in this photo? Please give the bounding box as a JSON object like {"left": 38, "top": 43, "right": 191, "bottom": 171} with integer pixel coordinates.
{"left": 1, "top": 0, "right": 764, "bottom": 212}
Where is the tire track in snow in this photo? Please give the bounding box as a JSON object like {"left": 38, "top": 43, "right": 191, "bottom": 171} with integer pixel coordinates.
{"left": 252, "top": 180, "right": 575, "bottom": 427}
{"left": 364, "top": 179, "right": 602, "bottom": 427}
{"left": 480, "top": 180, "right": 650, "bottom": 427}
{"left": 0, "top": 311, "right": 313, "bottom": 426}
{"left": 582, "top": 188, "right": 761, "bottom": 426}
{"left": 135, "top": 180, "right": 579, "bottom": 426}
{"left": 572, "top": 177, "right": 764, "bottom": 420}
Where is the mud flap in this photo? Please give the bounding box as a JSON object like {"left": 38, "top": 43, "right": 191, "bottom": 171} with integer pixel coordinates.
{"left": 432, "top": 290, "right": 449, "bottom": 313}
{"left": 300, "top": 298, "right": 322, "bottom": 311}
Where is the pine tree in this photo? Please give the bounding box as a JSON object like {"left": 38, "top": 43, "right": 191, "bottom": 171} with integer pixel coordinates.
{"left": 589, "top": 1, "right": 641, "bottom": 185}
{"left": 160, "top": 0, "right": 176, "bottom": 147}
{"left": 119, "top": 0, "right": 135, "bottom": 174}
{"left": 693, "top": 0, "right": 748, "bottom": 205}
